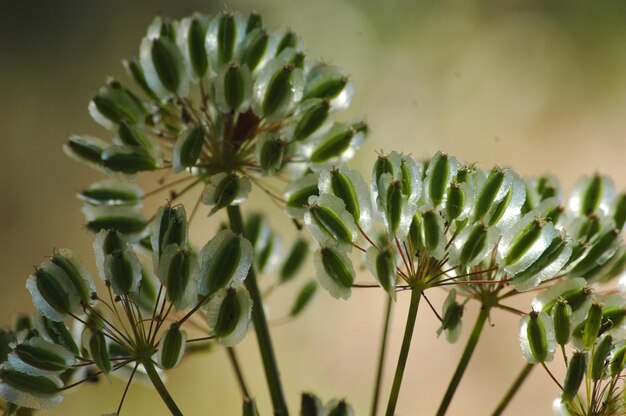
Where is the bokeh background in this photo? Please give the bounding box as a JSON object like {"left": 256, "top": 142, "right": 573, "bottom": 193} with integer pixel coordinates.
{"left": 2, "top": 0, "right": 626, "bottom": 414}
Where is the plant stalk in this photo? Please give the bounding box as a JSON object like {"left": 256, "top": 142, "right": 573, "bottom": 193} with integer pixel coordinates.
{"left": 491, "top": 363, "right": 534, "bottom": 416}
{"left": 371, "top": 295, "right": 394, "bottom": 416}
{"left": 143, "top": 359, "right": 183, "bottom": 416}
{"left": 227, "top": 205, "right": 289, "bottom": 416}
{"left": 227, "top": 347, "right": 251, "bottom": 400}
{"left": 436, "top": 306, "right": 490, "bottom": 416}
{"left": 385, "top": 288, "right": 422, "bottom": 416}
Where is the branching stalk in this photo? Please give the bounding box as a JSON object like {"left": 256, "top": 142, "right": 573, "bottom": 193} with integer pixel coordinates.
{"left": 491, "top": 363, "right": 534, "bottom": 416}
{"left": 371, "top": 295, "right": 394, "bottom": 416}
{"left": 143, "top": 359, "right": 183, "bottom": 416}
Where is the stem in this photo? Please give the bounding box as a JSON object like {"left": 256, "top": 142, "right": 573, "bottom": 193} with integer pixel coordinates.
{"left": 371, "top": 295, "right": 394, "bottom": 416}
{"left": 143, "top": 359, "right": 183, "bottom": 416}
{"left": 491, "top": 363, "right": 534, "bottom": 416}
{"left": 227, "top": 205, "right": 289, "bottom": 416}
{"left": 226, "top": 347, "right": 251, "bottom": 400}
{"left": 436, "top": 306, "right": 490, "bottom": 416}
{"left": 385, "top": 289, "right": 422, "bottom": 416}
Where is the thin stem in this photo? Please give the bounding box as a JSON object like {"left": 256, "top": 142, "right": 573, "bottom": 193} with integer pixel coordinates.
{"left": 143, "top": 359, "right": 183, "bottom": 416}
{"left": 436, "top": 305, "right": 490, "bottom": 416}
{"left": 226, "top": 347, "right": 251, "bottom": 400}
{"left": 227, "top": 205, "right": 289, "bottom": 416}
{"left": 371, "top": 295, "right": 394, "bottom": 416}
{"left": 117, "top": 362, "right": 139, "bottom": 415}
{"left": 491, "top": 363, "right": 534, "bottom": 416}
{"left": 385, "top": 289, "right": 422, "bottom": 416}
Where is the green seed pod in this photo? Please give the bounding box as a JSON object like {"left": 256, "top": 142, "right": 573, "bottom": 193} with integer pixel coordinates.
{"left": 253, "top": 60, "right": 304, "bottom": 121}
{"left": 262, "top": 64, "right": 295, "bottom": 116}
{"left": 408, "top": 213, "right": 424, "bottom": 252}
{"left": 173, "top": 126, "right": 205, "bottom": 172}
{"left": 89, "top": 80, "right": 145, "bottom": 131}
{"left": 552, "top": 300, "right": 572, "bottom": 346}
{"left": 239, "top": 28, "right": 269, "bottom": 71}
{"left": 124, "top": 58, "right": 159, "bottom": 100}
{"left": 520, "top": 311, "right": 554, "bottom": 363}
{"left": 101, "top": 145, "right": 159, "bottom": 174}
{"left": 310, "top": 124, "right": 358, "bottom": 164}
{"left": 0, "top": 367, "right": 63, "bottom": 410}
{"left": 591, "top": 335, "right": 613, "bottom": 381}
{"left": 11, "top": 337, "right": 74, "bottom": 375}
{"left": 245, "top": 213, "right": 270, "bottom": 252}
{"left": 569, "top": 174, "right": 614, "bottom": 216}
{"left": 206, "top": 287, "right": 252, "bottom": 347}
{"left": 49, "top": 249, "right": 95, "bottom": 308}
{"left": 308, "top": 206, "right": 353, "bottom": 245}
{"left": 328, "top": 168, "right": 359, "bottom": 223}
{"left": 63, "top": 135, "right": 108, "bottom": 170}
{"left": 83, "top": 205, "right": 147, "bottom": 236}
{"left": 276, "top": 30, "right": 298, "bottom": 55}
{"left": 255, "top": 231, "right": 277, "bottom": 274}
{"left": 583, "top": 303, "right": 603, "bottom": 350}
{"left": 445, "top": 182, "right": 466, "bottom": 222}
{"left": 245, "top": 11, "right": 262, "bottom": 33}
{"left": 157, "top": 325, "right": 187, "bottom": 369}
{"left": 319, "top": 166, "right": 372, "bottom": 229}
{"left": 35, "top": 316, "right": 79, "bottom": 356}
{"left": 437, "top": 289, "right": 464, "bottom": 343}
{"left": 424, "top": 152, "right": 457, "bottom": 208}
{"left": 448, "top": 223, "right": 493, "bottom": 267}
{"left": 256, "top": 134, "right": 285, "bottom": 175}
{"left": 514, "top": 235, "right": 571, "bottom": 293}
{"left": 89, "top": 332, "right": 111, "bottom": 376}
{"left": 158, "top": 245, "right": 199, "bottom": 310}
{"left": 303, "top": 64, "right": 352, "bottom": 110}
{"left": 0, "top": 329, "right": 16, "bottom": 363}
{"left": 569, "top": 228, "right": 621, "bottom": 277}
{"left": 28, "top": 267, "right": 71, "bottom": 319}
{"left": 373, "top": 155, "right": 394, "bottom": 191}
{"left": 202, "top": 173, "right": 252, "bottom": 216}
{"left": 151, "top": 204, "right": 188, "bottom": 266}
{"left": 366, "top": 247, "right": 397, "bottom": 300}
{"left": 292, "top": 98, "right": 330, "bottom": 142}
{"left": 612, "top": 193, "right": 626, "bottom": 230}
{"left": 474, "top": 167, "right": 506, "bottom": 222}
{"left": 290, "top": 280, "right": 318, "bottom": 317}
{"left": 504, "top": 220, "right": 542, "bottom": 267}
{"left": 198, "top": 230, "right": 253, "bottom": 297}
{"left": 609, "top": 345, "right": 626, "bottom": 376}
{"left": 305, "top": 194, "right": 356, "bottom": 249}
{"left": 385, "top": 181, "right": 404, "bottom": 236}
{"left": 422, "top": 209, "right": 445, "bottom": 259}
{"left": 94, "top": 230, "right": 142, "bottom": 295}
{"left": 280, "top": 238, "right": 309, "bottom": 283}
{"left": 216, "top": 62, "right": 252, "bottom": 113}
{"left": 285, "top": 173, "right": 320, "bottom": 217}
{"left": 314, "top": 247, "right": 355, "bottom": 300}
{"left": 216, "top": 13, "right": 238, "bottom": 65}
{"left": 326, "top": 399, "right": 355, "bottom": 416}
{"left": 301, "top": 392, "right": 325, "bottom": 416}
{"left": 562, "top": 351, "right": 586, "bottom": 403}
{"left": 79, "top": 179, "right": 144, "bottom": 206}
{"left": 242, "top": 398, "right": 260, "bottom": 416}
{"left": 150, "top": 37, "right": 184, "bottom": 93}
{"left": 187, "top": 17, "right": 210, "bottom": 78}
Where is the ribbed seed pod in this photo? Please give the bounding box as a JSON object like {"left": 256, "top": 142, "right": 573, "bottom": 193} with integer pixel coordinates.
{"left": 562, "top": 351, "right": 586, "bottom": 403}
{"left": 173, "top": 126, "right": 205, "bottom": 172}
{"left": 0, "top": 367, "right": 63, "bottom": 410}
{"left": 583, "top": 303, "right": 603, "bottom": 350}
{"left": 289, "top": 281, "right": 318, "bottom": 317}
{"left": 88, "top": 332, "right": 111, "bottom": 376}
{"left": 206, "top": 287, "right": 252, "bottom": 347}
{"left": 304, "top": 194, "right": 356, "bottom": 250}
{"left": 366, "top": 247, "right": 397, "bottom": 300}
{"left": 520, "top": 311, "right": 555, "bottom": 363}
{"left": 591, "top": 335, "right": 612, "bottom": 381}
{"left": 280, "top": 238, "right": 309, "bottom": 283}
{"left": 301, "top": 392, "right": 325, "bottom": 416}
{"left": 314, "top": 247, "right": 355, "bottom": 300}
{"left": 202, "top": 173, "right": 252, "bottom": 216}
{"left": 552, "top": 300, "right": 572, "bottom": 346}
{"left": 157, "top": 325, "right": 187, "bottom": 369}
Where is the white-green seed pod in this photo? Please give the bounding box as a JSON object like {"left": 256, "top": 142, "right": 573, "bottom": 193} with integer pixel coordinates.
{"left": 524, "top": 175, "right": 562, "bottom": 213}
{"left": 93, "top": 230, "right": 142, "bottom": 295}
{"left": 423, "top": 152, "right": 458, "bottom": 209}
{"left": 611, "top": 192, "right": 626, "bottom": 230}
{"left": 591, "top": 335, "right": 613, "bottom": 381}
{"left": 78, "top": 179, "right": 144, "bottom": 206}
{"left": 366, "top": 247, "right": 397, "bottom": 300}
{"left": 177, "top": 14, "right": 210, "bottom": 80}
{"left": 243, "top": 398, "right": 261, "bottom": 416}
{"left": 81, "top": 204, "right": 147, "bottom": 237}
{"left": 173, "top": 126, "right": 205, "bottom": 173}
{"left": 290, "top": 281, "right": 318, "bottom": 317}
{"left": 252, "top": 59, "right": 304, "bottom": 121}
{"left": 302, "top": 64, "right": 354, "bottom": 111}
{"left": 552, "top": 300, "right": 572, "bottom": 347}
{"left": 448, "top": 223, "right": 499, "bottom": 268}
{"left": 421, "top": 209, "right": 446, "bottom": 260}
{"left": 314, "top": 247, "right": 355, "bottom": 300}
{"left": 318, "top": 165, "right": 372, "bottom": 229}
{"left": 206, "top": 287, "right": 252, "bottom": 347}
{"left": 8, "top": 337, "right": 74, "bottom": 377}
{"left": 101, "top": 145, "right": 161, "bottom": 174}
{"left": 151, "top": 204, "right": 189, "bottom": 268}
{"left": 88, "top": 80, "right": 146, "bottom": 130}
{"left": 215, "top": 62, "right": 252, "bottom": 113}
{"left": 157, "top": 325, "right": 187, "bottom": 370}
{"left": 158, "top": 244, "right": 199, "bottom": 310}
{"left": 34, "top": 316, "right": 79, "bottom": 356}
{"left": 290, "top": 98, "right": 331, "bottom": 142}
{"left": 472, "top": 167, "right": 526, "bottom": 231}
{"left": 63, "top": 135, "right": 108, "bottom": 172}
{"left": 377, "top": 175, "right": 412, "bottom": 239}
{"left": 609, "top": 344, "right": 626, "bottom": 376}
{"left": 88, "top": 331, "right": 111, "bottom": 376}
{"left": 0, "top": 365, "right": 63, "bottom": 410}
{"left": 284, "top": 172, "right": 320, "bottom": 218}
{"left": 595, "top": 295, "right": 626, "bottom": 340}
{"left": 198, "top": 230, "right": 253, "bottom": 297}
{"left": 202, "top": 173, "right": 252, "bottom": 216}
{"left": 562, "top": 351, "right": 586, "bottom": 403}
{"left": 532, "top": 278, "right": 592, "bottom": 327}
{"left": 206, "top": 12, "right": 246, "bottom": 69}
{"left": 437, "top": 290, "right": 464, "bottom": 343}
{"left": 238, "top": 28, "right": 270, "bottom": 72}
{"left": 444, "top": 180, "right": 475, "bottom": 225}
{"left": 520, "top": 311, "right": 555, "bottom": 364}
{"left": 280, "top": 238, "right": 309, "bottom": 283}
{"left": 533, "top": 197, "right": 566, "bottom": 229}
{"left": 304, "top": 193, "right": 357, "bottom": 251}
{"left": 301, "top": 392, "right": 325, "bottom": 416}
{"left": 308, "top": 122, "right": 367, "bottom": 166}
{"left": 568, "top": 174, "right": 615, "bottom": 217}
{"left": 567, "top": 227, "right": 622, "bottom": 278}
{"left": 582, "top": 302, "right": 603, "bottom": 350}
{"left": 325, "top": 399, "right": 355, "bottom": 416}
{"left": 123, "top": 58, "right": 159, "bottom": 101}
{"left": 49, "top": 248, "right": 96, "bottom": 309}
{"left": 255, "top": 133, "right": 286, "bottom": 175}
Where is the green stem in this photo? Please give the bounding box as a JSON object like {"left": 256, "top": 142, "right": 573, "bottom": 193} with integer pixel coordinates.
{"left": 143, "top": 359, "right": 183, "bottom": 416}
{"left": 371, "top": 295, "right": 394, "bottom": 416}
{"left": 436, "top": 305, "right": 490, "bottom": 416}
{"left": 227, "top": 205, "right": 289, "bottom": 416}
{"left": 227, "top": 347, "right": 251, "bottom": 400}
{"left": 491, "top": 363, "right": 534, "bottom": 416}
{"left": 385, "top": 289, "right": 422, "bottom": 416}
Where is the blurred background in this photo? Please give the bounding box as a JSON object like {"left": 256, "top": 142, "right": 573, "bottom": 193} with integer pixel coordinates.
{"left": 2, "top": 0, "right": 626, "bottom": 414}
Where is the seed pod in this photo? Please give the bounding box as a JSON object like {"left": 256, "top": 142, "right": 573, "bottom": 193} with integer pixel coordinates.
{"left": 79, "top": 179, "right": 144, "bottom": 206}
{"left": 520, "top": 311, "right": 555, "bottom": 363}
{"left": 243, "top": 398, "right": 260, "bottom": 416}
{"left": 612, "top": 193, "right": 626, "bottom": 230}
{"left": 314, "top": 247, "right": 355, "bottom": 300}
{"left": 82, "top": 205, "right": 147, "bottom": 236}
{"left": 254, "top": 230, "right": 279, "bottom": 274}
{"left": 304, "top": 194, "right": 356, "bottom": 250}
{"left": 569, "top": 174, "right": 614, "bottom": 216}
{"left": 63, "top": 135, "right": 108, "bottom": 171}
{"left": 26, "top": 264, "right": 72, "bottom": 321}
{"left": 310, "top": 122, "right": 366, "bottom": 165}
{"left": 437, "top": 290, "right": 464, "bottom": 343}
{"left": 216, "top": 62, "right": 252, "bottom": 113}
{"left": 318, "top": 165, "right": 372, "bottom": 228}
{"left": 139, "top": 29, "right": 189, "bottom": 100}
{"left": 290, "top": 280, "right": 318, "bottom": 317}
{"left": 88, "top": 80, "right": 145, "bottom": 130}
{"left": 182, "top": 15, "right": 210, "bottom": 79}
{"left": 583, "top": 303, "right": 603, "bottom": 350}
{"left": 93, "top": 230, "right": 142, "bottom": 295}
{"left": 562, "top": 351, "right": 586, "bottom": 403}
{"left": 151, "top": 204, "right": 188, "bottom": 265}
{"left": 239, "top": 28, "right": 269, "bottom": 71}
{"left": 326, "top": 399, "right": 355, "bottom": 416}
{"left": 408, "top": 213, "right": 424, "bottom": 253}
{"left": 366, "top": 247, "right": 397, "bottom": 300}
{"left": 89, "top": 332, "right": 111, "bottom": 376}
{"left": 123, "top": 58, "right": 159, "bottom": 100}
{"left": 245, "top": 11, "right": 262, "bottom": 33}
{"left": 422, "top": 209, "right": 446, "bottom": 260}
{"left": 591, "top": 335, "right": 613, "bottom": 381}
{"left": 372, "top": 154, "right": 394, "bottom": 195}
{"left": 0, "top": 329, "right": 16, "bottom": 363}
{"left": 101, "top": 145, "right": 160, "bottom": 174}
{"left": 255, "top": 134, "right": 285, "bottom": 175}
{"left": 9, "top": 337, "right": 74, "bottom": 376}
{"left": 202, "top": 173, "right": 252, "bottom": 216}
{"left": 303, "top": 64, "right": 353, "bottom": 110}
{"left": 473, "top": 167, "right": 506, "bottom": 222}
{"left": 158, "top": 245, "right": 199, "bottom": 310}
{"left": 0, "top": 367, "right": 63, "bottom": 410}
{"left": 206, "top": 287, "right": 252, "bottom": 347}
{"left": 253, "top": 60, "right": 304, "bottom": 121}
{"left": 284, "top": 173, "right": 320, "bottom": 218}
{"left": 173, "top": 126, "right": 205, "bottom": 172}
{"left": 198, "top": 230, "right": 253, "bottom": 297}
{"left": 384, "top": 180, "right": 404, "bottom": 236}
{"left": 448, "top": 223, "right": 497, "bottom": 267}
{"left": 609, "top": 345, "right": 626, "bottom": 376}
{"left": 569, "top": 228, "right": 621, "bottom": 278}
{"left": 301, "top": 392, "right": 325, "bottom": 416}
{"left": 511, "top": 234, "right": 571, "bottom": 291}
{"left": 291, "top": 98, "right": 330, "bottom": 142}
{"left": 129, "top": 265, "right": 159, "bottom": 314}
{"left": 35, "top": 316, "right": 79, "bottom": 357}
{"left": 552, "top": 300, "right": 572, "bottom": 346}
{"left": 49, "top": 249, "right": 95, "bottom": 309}
{"left": 280, "top": 238, "right": 309, "bottom": 283}
{"left": 157, "top": 325, "right": 187, "bottom": 369}
{"left": 207, "top": 12, "right": 245, "bottom": 67}
{"left": 423, "top": 152, "right": 458, "bottom": 209}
